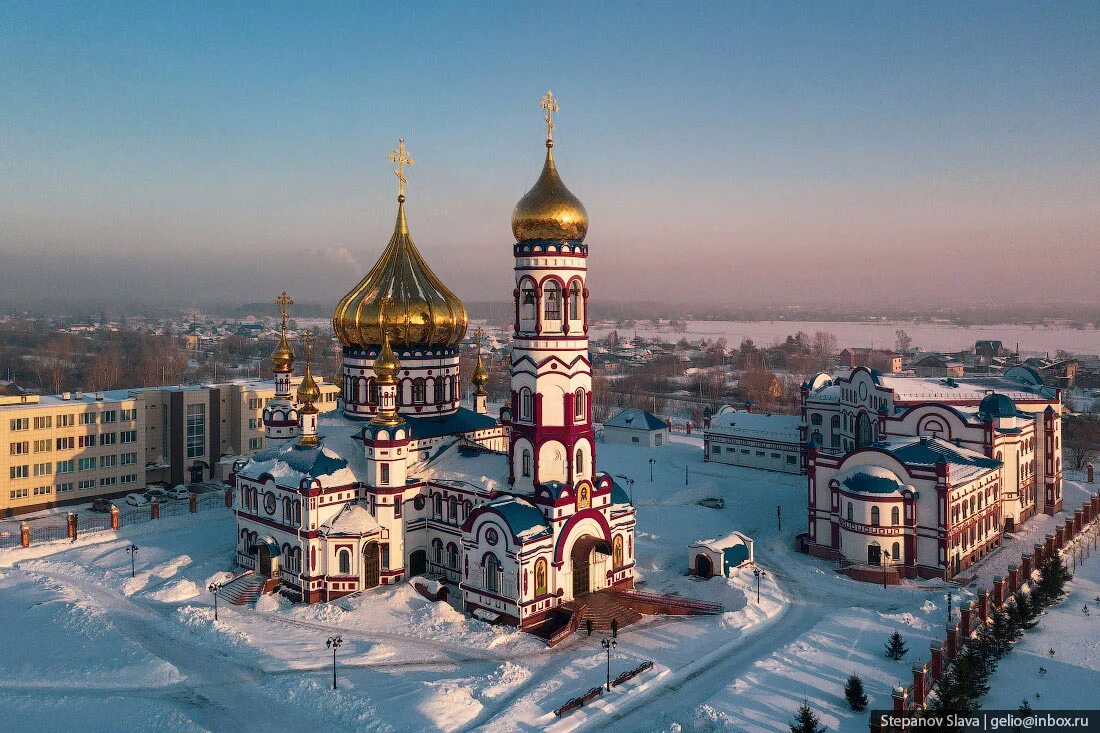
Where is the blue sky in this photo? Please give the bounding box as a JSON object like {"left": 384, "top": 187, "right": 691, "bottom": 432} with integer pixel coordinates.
{"left": 2, "top": 2, "right": 1098, "bottom": 307}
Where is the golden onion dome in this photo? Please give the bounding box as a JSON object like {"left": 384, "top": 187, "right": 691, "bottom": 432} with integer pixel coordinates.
{"left": 333, "top": 195, "right": 468, "bottom": 350}
{"left": 373, "top": 331, "right": 401, "bottom": 383}
{"left": 270, "top": 331, "right": 295, "bottom": 372}
{"left": 296, "top": 362, "right": 321, "bottom": 407}
{"left": 471, "top": 351, "right": 488, "bottom": 389}
{"left": 511, "top": 140, "right": 588, "bottom": 242}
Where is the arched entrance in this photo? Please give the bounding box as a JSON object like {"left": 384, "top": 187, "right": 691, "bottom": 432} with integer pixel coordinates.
{"left": 856, "top": 413, "right": 874, "bottom": 449}
{"left": 409, "top": 548, "right": 427, "bottom": 577}
{"left": 362, "top": 542, "right": 380, "bottom": 589}
{"left": 867, "top": 542, "right": 881, "bottom": 566}
{"left": 570, "top": 535, "right": 612, "bottom": 598}
{"left": 251, "top": 539, "right": 277, "bottom": 578}
{"left": 695, "top": 553, "right": 714, "bottom": 578}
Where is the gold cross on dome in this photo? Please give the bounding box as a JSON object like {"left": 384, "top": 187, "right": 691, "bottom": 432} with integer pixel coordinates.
{"left": 299, "top": 331, "right": 316, "bottom": 361}
{"left": 274, "top": 291, "right": 294, "bottom": 328}
{"left": 540, "top": 90, "right": 559, "bottom": 141}
{"left": 388, "top": 138, "right": 414, "bottom": 197}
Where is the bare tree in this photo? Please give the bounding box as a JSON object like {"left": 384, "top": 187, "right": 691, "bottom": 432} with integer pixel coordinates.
{"left": 741, "top": 367, "right": 780, "bottom": 408}
{"left": 87, "top": 344, "right": 124, "bottom": 391}
{"left": 895, "top": 329, "right": 912, "bottom": 354}
{"left": 1063, "top": 415, "right": 1100, "bottom": 471}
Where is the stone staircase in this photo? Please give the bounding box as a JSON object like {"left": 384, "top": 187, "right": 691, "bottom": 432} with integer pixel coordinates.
{"left": 219, "top": 572, "right": 267, "bottom": 606}
{"left": 565, "top": 592, "right": 644, "bottom": 633}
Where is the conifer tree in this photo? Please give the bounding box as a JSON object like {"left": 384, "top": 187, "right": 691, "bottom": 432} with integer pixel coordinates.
{"left": 844, "top": 674, "right": 868, "bottom": 712}
{"left": 1009, "top": 590, "right": 1039, "bottom": 629}
{"left": 1036, "top": 556, "right": 1071, "bottom": 605}
{"left": 790, "top": 700, "right": 827, "bottom": 733}
{"left": 885, "top": 630, "right": 909, "bottom": 660}
{"left": 1019, "top": 699, "right": 1033, "bottom": 714}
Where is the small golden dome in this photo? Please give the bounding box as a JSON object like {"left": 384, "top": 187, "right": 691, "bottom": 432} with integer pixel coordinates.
{"left": 511, "top": 141, "right": 588, "bottom": 242}
{"left": 373, "top": 331, "right": 401, "bottom": 383}
{"left": 471, "top": 351, "right": 488, "bottom": 389}
{"left": 270, "top": 332, "right": 294, "bottom": 372}
{"left": 296, "top": 362, "right": 321, "bottom": 408}
{"left": 333, "top": 196, "right": 468, "bottom": 350}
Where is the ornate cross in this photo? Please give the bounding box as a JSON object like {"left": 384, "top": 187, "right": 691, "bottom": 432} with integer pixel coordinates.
{"left": 274, "top": 291, "right": 294, "bottom": 329}
{"left": 388, "top": 138, "right": 414, "bottom": 197}
{"left": 540, "top": 90, "right": 558, "bottom": 141}
{"left": 299, "top": 331, "right": 316, "bottom": 361}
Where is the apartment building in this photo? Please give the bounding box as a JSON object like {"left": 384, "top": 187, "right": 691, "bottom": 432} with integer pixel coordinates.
{"left": 0, "top": 378, "right": 339, "bottom": 517}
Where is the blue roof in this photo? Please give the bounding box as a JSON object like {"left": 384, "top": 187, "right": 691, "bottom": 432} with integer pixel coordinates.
{"left": 404, "top": 407, "right": 498, "bottom": 440}
{"left": 978, "top": 393, "right": 1018, "bottom": 419}
{"left": 723, "top": 545, "right": 750, "bottom": 569}
{"left": 487, "top": 497, "right": 551, "bottom": 541}
{"left": 879, "top": 436, "right": 1001, "bottom": 471}
{"left": 605, "top": 408, "right": 667, "bottom": 431}
{"left": 610, "top": 479, "right": 632, "bottom": 506}
{"left": 243, "top": 442, "right": 349, "bottom": 479}
{"left": 841, "top": 469, "right": 905, "bottom": 495}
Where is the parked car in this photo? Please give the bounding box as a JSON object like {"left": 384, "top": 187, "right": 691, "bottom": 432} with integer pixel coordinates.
{"left": 90, "top": 497, "right": 113, "bottom": 513}
{"left": 167, "top": 485, "right": 191, "bottom": 500}
{"left": 143, "top": 487, "right": 168, "bottom": 502}
{"left": 125, "top": 493, "right": 149, "bottom": 507}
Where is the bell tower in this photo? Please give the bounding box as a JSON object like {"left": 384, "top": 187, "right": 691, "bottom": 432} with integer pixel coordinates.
{"left": 264, "top": 291, "right": 300, "bottom": 443}
{"left": 508, "top": 92, "right": 594, "bottom": 493}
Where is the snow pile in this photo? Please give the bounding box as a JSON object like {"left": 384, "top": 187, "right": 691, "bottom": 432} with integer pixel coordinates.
{"left": 147, "top": 578, "right": 201, "bottom": 603}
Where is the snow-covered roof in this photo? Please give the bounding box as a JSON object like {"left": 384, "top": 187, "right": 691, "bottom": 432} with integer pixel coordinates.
{"left": 876, "top": 374, "right": 1055, "bottom": 404}
{"left": 706, "top": 411, "right": 800, "bottom": 442}
{"left": 872, "top": 435, "right": 1001, "bottom": 484}
{"left": 237, "top": 441, "right": 356, "bottom": 488}
{"left": 691, "top": 531, "right": 752, "bottom": 568}
{"left": 605, "top": 408, "right": 667, "bottom": 431}
{"left": 835, "top": 464, "right": 907, "bottom": 496}
{"left": 320, "top": 502, "right": 382, "bottom": 536}
{"left": 483, "top": 496, "right": 551, "bottom": 542}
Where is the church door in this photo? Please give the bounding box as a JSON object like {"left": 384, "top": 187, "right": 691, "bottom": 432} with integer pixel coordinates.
{"left": 257, "top": 545, "right": 273, "bottom": 577}
{"left": 695, "top": 554, "right": 714, "bottom": 578}
{"left": 363, "top": 543, "right": 380, "bottom": 589}
{"left": 572, "top": 556, "right": 590, "bottom": 597}
{"left": 867, "top": 543, "right": 881, "bottom": 566}
{"left": 409, "top": 549, "right": 427, "bottom": 577}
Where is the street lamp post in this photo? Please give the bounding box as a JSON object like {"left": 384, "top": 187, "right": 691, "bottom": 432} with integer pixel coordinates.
{"left": 776, "top": 505, "right": 782, "bottom": 532}
{"left": 947, "top": 591, "right": 953, "bottom": 625}
{"left": 753, "top": 567, "right": 766, "bottom": 603}
{"left": 125, "top": 544, "right": 139, "bottom": 578}
{"left": 684, "top": 464, "right": 689, "bottom": 486}
{"left": 326, "top": 636, "right": 343, "bottom": 690}
{"left": 602, "top": 636, "right": 617, "bottom": 691}
{"left": 615, "top": 474, "right": 635, "bottom": 504}
{"left": 649, "top": 458, "right": 656, "bottom": 482}
{"left": 208, "top": 581, "right": 222, "bottom": 621}
{"left": 882, "top": 550, "right": 891, "bottom": 589}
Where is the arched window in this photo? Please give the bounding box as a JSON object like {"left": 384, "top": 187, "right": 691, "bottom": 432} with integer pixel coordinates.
{"left": 871, "top": 506, "right": 880, "bottom": 526}
{"left": 412, "top": 378, "right": 426, "bottom": 405}
{"left": 433, "top": 493, "right": 442, "bottom": 517}
{"left": 338, "top": 549, "right": 350, "bottom": 575}
{"left": 569, "top": 281, "right": 582, "bottom": 320}
{"left": 522, "top": 449, "right": 532, "bottom": 477}
{"left": 846, "top": 502, "right": 853, "bottom": 521}
{"left": 613, "top": 535, "right": 624, "bottom": 568}
{"left": 521, "top": 286, "right": 537, "bottom": 321}
{"left": 293, "top": 500, "right": 301, "bottom": 524}
{"left": 447, "top": 543, "right": 459, "bottom": 569}
{"left": 891, "top": 506, "right": 900, "bottom": 525}
{"left": 283, "top": 497, "right": 292, "bottom": 522}
{"left": 544, "top": 281, "right": 561, "bottom": 320}
{"left": 434, "top": 377, "right": 445, "bottom": 404}
{"left": 432, "top": 538, "right": 444, "bottom": 565}
{"left": 534, "top": 558, "right": 548, "bottom": 596}
{"left": 574, "top": 388, "right": 585, "bottom": 421}
{"left": 463, "top": 500, "right": 472, "bottom": 518}
{"left": 575, "top": 448, "right": 584, "bottom": 475}
{"left": 831, "top": 415, "right": 840, "bottom": 430}
{"left": 367, "top": 378, "right": 378, "bottom": 405}
{"left": 448, "top": 496, "right": 458, "bottom": 521}
{"left": 892, "top": 542, "right": 901, "bottom": 562}
{"left": 811, "top": 413, "right": 823, "bottom": 426}
{"left": 520, "top": 388, "right": 533, "bottom": 420}
{"left": 485, "top": 554, "right": 501, "bottom": 592}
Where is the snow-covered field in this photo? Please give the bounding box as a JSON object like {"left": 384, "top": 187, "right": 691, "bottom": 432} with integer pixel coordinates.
{"left": 1, "top": 437, "right": 1096, "bottom": 732}
{"left": 589, "top": 320, "right": 1100, "bottom": 356}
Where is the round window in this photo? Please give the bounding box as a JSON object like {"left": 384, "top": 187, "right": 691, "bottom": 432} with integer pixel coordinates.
{"left": 263, "top": 492, "right": 276, "bottom": 515}
{"left": 413, "top": 496, "right": 426, "bottom": 511}
{"left": 485, "top": 528, "right": 499, "bottom": 546}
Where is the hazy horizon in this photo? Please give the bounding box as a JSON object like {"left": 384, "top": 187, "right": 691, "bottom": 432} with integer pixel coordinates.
{"left": 3, "top": 3, "right": 1098, "bottom": 309}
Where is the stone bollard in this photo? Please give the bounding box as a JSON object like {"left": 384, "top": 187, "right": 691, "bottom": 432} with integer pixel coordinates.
{"left": 912, "top": 663, "right": 928, "bottom": 707}
{"left": 993, "top": 576, "right": 1005, "bottom": 607}
{"left": 225, "top": 488, "right": 234, "bottom": 508}
{"left": 960, "top": 601, "right": 972, "bottom": 638}
{"left": 892, "top": 685, "right": 908, "bottom": 713}
{"left": 1055, "top": 526, "right": 1065, "bottom": 549}
{"left": 189, "top": 493, "right": 197, "bottom": 514}
{"left": 67, "top": 512, "right": 78, "bottom": 541}
{"left": 945, "top": 623, "right": 959, "bottom": 660}
{"left": 20, "top": 521, "right": 30, "bottom": 548}
{"left": 110, "top": 505, "right": 119, "bottom": 530}
{"left": 977, "top": 589, "right": 989, "bottom": 625}
{"left": 1089, "top": 463, "right": 1094, "bottom": 483}
{"left": 930, "top": 641, "right": 944, "bottom": 680}
{"left": 1045, "top": 534, "right": 1055, "bottom": 558}
{"left": 1007, "top": 564, "right": 1019, "bottom": 594}
{"left": 150, "top": 500, "right": 160, "bottom": 520}
{"left": 1021, "top": 553, "right": 1032, "bottom": 580}
{"left": 1065, "top": 517, "right": 1075, "bottom": 540}
{"left": 1075, "top": 510, "right": 1084, "bottom": 534}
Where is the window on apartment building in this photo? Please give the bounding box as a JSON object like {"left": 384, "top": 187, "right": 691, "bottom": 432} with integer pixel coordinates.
{"left": 99, "top": 455, "right": 117, "bottom": 469}
{"left": 248, "top": 437, "right": 262, "bottom": 450}
{"left": 9, "top": 441, "right": 28, "bottom": 455}
{"left": 119, "top": 408, "right": 137, "bottom": 421}
{"left": 248, "top": 398, "right": 263, "bottom": 410}
{"left": 78, "top": 480, "right": 95, "bottom": 490}
{"left": 9, "top": 488, "right": 29, "bottom": 499}
{"left": 57, "top": 414, "right": 74, "bottom": 427}
{"left": 99, "top": 433, "right": 116, "bottom": 446}
{"left": 77, "top": 435, "right": 94, "bottom": 448}
{"left": 77, "top": 457, "right": 95, "bottom": 471}
{"left": 10, "top": 418, "right": 29, "bottom": 431}
{"left": 99, "top": 477, "right": 117, "bottom": 487}
{"left": 33, "top": 485, "right": 52, "bottom": 496}
{"left": 57, "top": 482, "right": 74, "bottom": 493}
{"left": 33, "top": 463, "right": 51, "bottom": 477}
{"left": 33, "top": 416, "right": 52, "bottom": 429}
{"left": 10, "top": 465, "right": 29, "bottom": 479}
{"left": 79, "top": 413, "right": 95, "bottom": 425}
{"left": 121, "top": 474, "right": 138, "bottom": 484}
{"left": 120, "top": 453, "right": 136, "bottom": 465}
{"left": 100, "top": 411, "right": 116, "bottom": 423}
{"left": 56, "top": 460, "right": 74, "bottom": 474}
{"left": 186, "top": 403, "right": 205, "bottom": 458}
{"left": 120, "top": 430, "right": 137, "bottom": 443}
{"left": 56, "top": 437, "right": 74, "bottom": 450}
{"left": 33, "top": 439, "right": 51, "bottom": 453}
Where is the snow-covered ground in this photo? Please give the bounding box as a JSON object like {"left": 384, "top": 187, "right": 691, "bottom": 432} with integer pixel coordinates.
{"left": 1, "top": 437, "right": 1095, "bottom": 732}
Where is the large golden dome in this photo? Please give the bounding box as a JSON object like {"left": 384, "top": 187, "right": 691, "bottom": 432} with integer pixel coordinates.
{"left": 511, "top": 140, "right": 588, "bottom": 242}
{"left": 333, "top": 195, "right": 468, "bottom": 350}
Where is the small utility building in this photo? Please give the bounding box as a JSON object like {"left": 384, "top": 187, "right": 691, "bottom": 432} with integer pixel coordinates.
{"left": 602, "top": 408, "right": 669, "bottom": 447}
{"left": 688, "top": 532, "right": 755, "bottom": 578}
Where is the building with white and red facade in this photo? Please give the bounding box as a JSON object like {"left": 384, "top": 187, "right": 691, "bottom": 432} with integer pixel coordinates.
{"left": 802, "top": 366, "right": 1064, "bottom": 582}
{"left": 231, "top": 102, "right": 637, "bottom": 630}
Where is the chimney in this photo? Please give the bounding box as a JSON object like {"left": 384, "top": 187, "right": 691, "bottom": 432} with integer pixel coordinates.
{"left": 62, "top": 392, "right": 71, "bottom": 401}
{"left": 95, "top": 391, "right": 104, "bottom": 401}
{"left": 75, "top": 389, "right": 84, "bottom": 400}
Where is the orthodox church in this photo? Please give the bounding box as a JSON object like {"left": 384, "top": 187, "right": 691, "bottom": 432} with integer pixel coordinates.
{"left": 232, "top": 94, "right": 637, "bottom": 629}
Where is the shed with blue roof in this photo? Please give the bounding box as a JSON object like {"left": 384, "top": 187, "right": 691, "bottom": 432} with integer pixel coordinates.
{"left": 689, "top": 531, "right": 754, "bottom": 578}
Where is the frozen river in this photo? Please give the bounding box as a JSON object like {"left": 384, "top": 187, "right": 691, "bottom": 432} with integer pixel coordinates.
{"left": 589, "top": 320, "right": 1100, "bottom": 356}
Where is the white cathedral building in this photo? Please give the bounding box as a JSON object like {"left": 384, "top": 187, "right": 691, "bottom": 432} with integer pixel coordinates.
{"left": 232, "top": 99, "right": 637, "bottom": 629}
